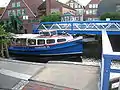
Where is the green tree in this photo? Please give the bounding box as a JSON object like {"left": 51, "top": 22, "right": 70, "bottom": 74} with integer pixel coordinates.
{"left": 41, "top": 12, "right": 61, "bottom": 22}
{"left": 100, "top": 12, "right": 120, "bottom": 20}
{"left": 1, "top": 16, "right": 23, "bottom": 34}
{"left": 0, "top": 25, "right": 11, "bottom": 57}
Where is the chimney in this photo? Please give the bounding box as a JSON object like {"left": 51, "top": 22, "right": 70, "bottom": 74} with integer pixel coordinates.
{"left": 46, "top": 0, "right": 57, "bottom": 15}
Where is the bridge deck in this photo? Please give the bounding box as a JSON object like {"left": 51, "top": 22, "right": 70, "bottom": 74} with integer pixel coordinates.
{"left": 0, "top": 58, "right": 100, "bottom": 90}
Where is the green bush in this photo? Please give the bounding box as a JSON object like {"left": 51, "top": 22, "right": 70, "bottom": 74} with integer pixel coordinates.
{"left": 0, "top": 25, "right": 10, "bottom": 43}
{"left": 100, "top": 12, "right": 120, "bottom": 20}
{"left": 41, "top": 12, "right": 61, "bottom": 22}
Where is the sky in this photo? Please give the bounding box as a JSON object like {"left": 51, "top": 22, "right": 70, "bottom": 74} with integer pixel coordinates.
{"left": 0, "top": 0, "right": 91, "bottom": 7}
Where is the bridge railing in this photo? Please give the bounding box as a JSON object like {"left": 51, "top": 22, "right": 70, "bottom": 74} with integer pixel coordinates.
{"left": 101, "top": 30, "right": 120, "bottom": 90}
{"left": 33, "top": 21, "right": 120, "bottom": 33}
{"left": 109, "top": 77, "right": 120, "bottom": 90}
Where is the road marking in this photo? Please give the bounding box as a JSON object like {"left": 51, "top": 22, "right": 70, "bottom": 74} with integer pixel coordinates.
{"left": 0, "top": 68, "right": 31, "bottom": 80}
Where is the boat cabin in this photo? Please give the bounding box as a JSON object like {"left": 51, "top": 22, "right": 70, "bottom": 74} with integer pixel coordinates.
{"left": 11, "top": 31, "right": 74, "bottom": 46}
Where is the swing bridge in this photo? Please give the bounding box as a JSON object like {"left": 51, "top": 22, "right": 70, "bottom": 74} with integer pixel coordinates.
{"left": 32, "top": 20, "right": 120, "bottom": 90}
{"left": 33, "top": 20, "right": 120, "bottom": 35}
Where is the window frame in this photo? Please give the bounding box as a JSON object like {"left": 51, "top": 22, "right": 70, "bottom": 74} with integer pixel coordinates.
{"left": 12, "top": 2, "right": 16, "bottom": 8}
{"left": 46, "top": 39, "right": 55, "bottom": 44}
{"left": 57, "top": 39, "right": 66, "bottom": 43}
{"left": 17, "top": 2, "right": 21, "bottom": 7}
{"left": 37, "top": 39, "right": 45, "bottom": 45}
{"left": 28, "top": 39, "right": 36, "bottom": 45}
{"left": 17, "top": 9, "right": 21, "bottom": 16}
{"left": 22, "top": 9, "right": 26, "bottom": 15}
{"left": 12, "top": 10, "right": 16, "bottom": 16}
{"left": 8, "top": 10, "right": 12, "bottom": 16}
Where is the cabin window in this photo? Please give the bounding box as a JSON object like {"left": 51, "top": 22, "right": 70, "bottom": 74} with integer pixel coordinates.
{"left": 11, "top": 38, "right": 16, "bottom": 44}
{"left": 15, "top": 38, "right": 26, "bottom": 45}
{"left": 28, "top": 39, "right": 36, "bottom": 45}
{"left": 38, "top": 39, "right": 45, "bottom": 45}
{"left": 16, "top": 38, "right": 21, "bottom": 44}
{"left": 46, "top": 39, "right": 55, "bottom": 44}
{"left": 21, "top": 39, "right": 26, "bottom": 45}
{"left": 40, "top": 32, "right": 50, "bottom": 36}
{"left": 57, "top": 39, "right": 66, "bottom": 42}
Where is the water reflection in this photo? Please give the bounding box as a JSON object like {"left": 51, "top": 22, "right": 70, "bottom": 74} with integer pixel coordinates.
{"left": 10, "top": 54, "right": 82, "bottom": 63}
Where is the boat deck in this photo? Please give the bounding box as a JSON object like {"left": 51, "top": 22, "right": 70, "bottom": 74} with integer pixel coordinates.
{"left": 0, "top": 58, "right": 100, "bottom": 90}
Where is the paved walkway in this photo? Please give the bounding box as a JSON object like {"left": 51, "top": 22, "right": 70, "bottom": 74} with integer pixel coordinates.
{"left": 0, "top": 58, "right": 99, "bottom": 90}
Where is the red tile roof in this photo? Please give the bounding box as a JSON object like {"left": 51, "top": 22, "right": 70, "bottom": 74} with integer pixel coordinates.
{"left": 38, "top": 1, "right": 76, "bottom": 11}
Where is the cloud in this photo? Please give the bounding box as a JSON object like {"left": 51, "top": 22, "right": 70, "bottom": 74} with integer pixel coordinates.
{"left": 0, "top": 0, "right": 10, "bottom": 7}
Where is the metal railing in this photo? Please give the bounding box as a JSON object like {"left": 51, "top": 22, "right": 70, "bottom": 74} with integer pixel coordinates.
{"left": 35, "top": 21, "right": 120, "bottom": 31}
{"left": 109, "top": 77, "right": 120, "bottom": 90}
{"left": 101, "top": 30, "right": 120, "bottom": 90}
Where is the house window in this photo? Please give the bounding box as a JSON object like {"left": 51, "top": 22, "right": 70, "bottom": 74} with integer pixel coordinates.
{"left": 93, "top": 4, "right": 96, "bottom": 8}
{"left": 88, "top": 18, "right": 93, "bottom": 20}
{"left": 86, "top": 9, "right": 97, "bottom": 15}
{"left": 17, "top": 2, "right": 20, "bottom": 7}
{"left": 75, "top": 3, "right": 78, "bottom": 8}
{"left": 12, "top": 10, "right": 16, "bottom": 16}
{"left": 89, "top": 4, "right": 92, "bottom": 8}
{"left": 86, "top": 10, "right": 89, "bottom": 14}
{"left": 23, "top": 16, "right": 28, "bottom": 20}
{"left": 17, "top": 9, "right": 21, "bottom": 16}
{"left": 95, "top": 4, "right": 98, "bottom": 8}
{"left": 93, "top": 4, "right": 98, "bottom": 8}
{"left": 93, "top": 18, "right": 99, "bottom": 20}
{"left": 12, "top": 2, "right": 15, "bottom": 7}
{"left": 70, "top": 3, "right": 73, "bottom": 8}
{"left": 92, "top": 9, "right": 97, "bottom": 15}
{"left": 22, "top": 9, "right": 26, "bottom": 15}
{"left": 88, "top": 9, "right": 93, "bottom": 15}
{"left": 116, "top": 4, "right": 120, "bottom": 12}
{"left": 8, "top": 10, "right": 12, "bottom": 16}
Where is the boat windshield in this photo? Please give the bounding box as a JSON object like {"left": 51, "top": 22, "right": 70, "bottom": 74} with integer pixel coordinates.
{"left": 15, "top": 38, "right": 26, "bottom": 45}
{"left": 39, "top": 31, "right": 57, "bottom": 36}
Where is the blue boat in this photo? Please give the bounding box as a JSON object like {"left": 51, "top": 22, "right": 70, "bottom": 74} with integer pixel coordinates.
{"left": 8, "top": 30, "right": 83, "bottom": 56}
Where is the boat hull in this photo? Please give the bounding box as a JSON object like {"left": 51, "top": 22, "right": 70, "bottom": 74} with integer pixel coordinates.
{"left": 8, "top": 39, "right": 83, "bottom": 56}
